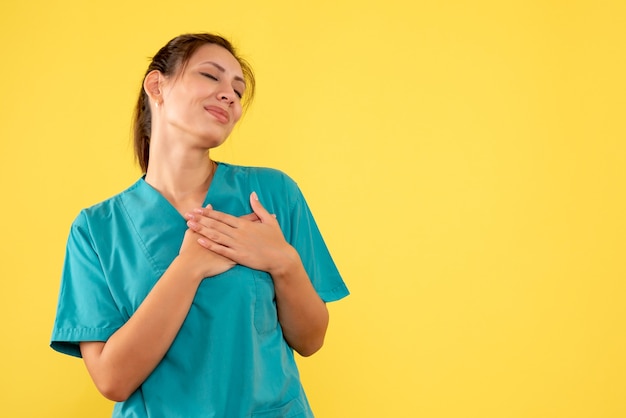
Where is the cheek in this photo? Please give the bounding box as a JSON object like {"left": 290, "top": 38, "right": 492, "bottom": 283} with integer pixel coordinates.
{"left": 232, "top": 106, "right": 243, "bottom": 124}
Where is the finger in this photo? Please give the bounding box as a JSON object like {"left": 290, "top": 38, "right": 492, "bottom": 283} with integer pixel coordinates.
{"left": 250, "top": 192, "right": 275, "bottom": 224}
{"left": 193, "top": 205, "right": 240, "bottom": 228}
{"left": 187, "top": 217, "right": 239, "bottom": 244}
{"left": 240, "top": 212, "right": 262, "bottom": 222}
{"left": 186, "top": 203, "right": 213, "bottom": 217}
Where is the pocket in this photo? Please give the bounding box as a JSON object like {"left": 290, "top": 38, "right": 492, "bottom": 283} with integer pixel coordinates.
{"left": 253, "top": 271, "right": 279, "bottom": 334}
{"left": 251, "top": 397, "right": 308, "bottom": 418}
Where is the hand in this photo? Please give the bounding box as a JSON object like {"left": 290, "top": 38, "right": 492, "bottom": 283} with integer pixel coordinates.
{"left": 185, "top": 192, "right": 294, "bottom": 275}
{"left": 178, "top": 228, "right": 236, "bottom": 279}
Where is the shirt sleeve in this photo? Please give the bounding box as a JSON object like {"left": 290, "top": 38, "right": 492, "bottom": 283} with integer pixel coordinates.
{"left": 50, "top": 211, "right": 125, "bottom": 358}
{"left": 281, "top": 178, "right": 350, "bottom": 303}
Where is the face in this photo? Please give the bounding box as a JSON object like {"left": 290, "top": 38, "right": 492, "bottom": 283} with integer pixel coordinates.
{"left": 156, "top": 43, "right": 246, "bottom": 149}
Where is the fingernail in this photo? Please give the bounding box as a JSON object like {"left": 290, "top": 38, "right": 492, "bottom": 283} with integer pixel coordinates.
{"left": 251, "top": 191, "right": 259, "bottom": 200}
{"left": 193, "top": 208, "right": 203, "bottom": 214}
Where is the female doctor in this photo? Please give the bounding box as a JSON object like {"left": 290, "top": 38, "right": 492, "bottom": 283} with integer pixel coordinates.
{"left": 51, "top": 33, "right": 349, "bottom": 418}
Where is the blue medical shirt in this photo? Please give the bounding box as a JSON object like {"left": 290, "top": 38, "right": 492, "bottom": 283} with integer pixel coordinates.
{"left": 51, "top": 163, "right": 349, "bottom": 418}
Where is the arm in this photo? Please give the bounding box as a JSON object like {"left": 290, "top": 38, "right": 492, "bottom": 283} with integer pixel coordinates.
{"left": 186, "top": 192, "right": 329, "bottom": 356}
{"left": 268, "top": 245, "right": 329, "bottom": 356}
{"left": 80, "top": 230, "right": 234, "bottom": 402}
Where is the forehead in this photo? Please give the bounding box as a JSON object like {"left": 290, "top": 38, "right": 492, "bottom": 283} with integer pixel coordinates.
{"left": 185, "top": 43, "right": 243, "bottom": 77}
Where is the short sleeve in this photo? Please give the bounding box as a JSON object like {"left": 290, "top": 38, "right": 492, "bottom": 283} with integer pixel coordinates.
{"left": 50, "top": 211, "right": 125, "bottom": 358}
{"left": 282, "top": 180, "right": 349, "bottom": 303}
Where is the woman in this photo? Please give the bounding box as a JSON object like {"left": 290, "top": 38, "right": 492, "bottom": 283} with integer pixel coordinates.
{"left": 51, "top": 33, "right": 349, "bottom": 417}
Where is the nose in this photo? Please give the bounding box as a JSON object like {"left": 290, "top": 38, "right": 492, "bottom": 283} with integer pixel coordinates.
{"left": 218, "top": 90, "right": 235, "bottom": 104}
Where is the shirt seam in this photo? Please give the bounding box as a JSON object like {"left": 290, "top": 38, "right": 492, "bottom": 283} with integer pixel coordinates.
{"left": 118, "top": 193, "right": 165, "bottom": 277}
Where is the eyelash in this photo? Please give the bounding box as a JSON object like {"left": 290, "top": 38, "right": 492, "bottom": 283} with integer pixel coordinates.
{"left": 200, "top": 72, "right": 243, "bottom": 99}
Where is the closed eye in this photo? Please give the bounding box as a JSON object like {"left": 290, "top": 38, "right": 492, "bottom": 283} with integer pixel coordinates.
{"left": 200, "top": 72, "right": 218, "bottom": 81}
{"left": 201, "top": 72, "right": 242, "bottom": 99}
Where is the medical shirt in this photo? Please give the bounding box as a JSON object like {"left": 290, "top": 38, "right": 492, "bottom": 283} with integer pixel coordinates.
{"left": 51, "top": 162, "right": 349, "bottom": 418}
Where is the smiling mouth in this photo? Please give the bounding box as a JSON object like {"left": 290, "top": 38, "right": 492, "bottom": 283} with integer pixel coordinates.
{"left": 205, "top": 106, "right": 229, "bottom": 124}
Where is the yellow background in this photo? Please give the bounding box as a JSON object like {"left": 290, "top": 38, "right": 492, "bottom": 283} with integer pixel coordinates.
{"left": 1, "top": 0, "right": 625, "bottom": 417}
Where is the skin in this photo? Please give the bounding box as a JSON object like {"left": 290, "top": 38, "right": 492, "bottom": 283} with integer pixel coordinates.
{"left": 79, "top": 43, "right": 329, "bottom": 402}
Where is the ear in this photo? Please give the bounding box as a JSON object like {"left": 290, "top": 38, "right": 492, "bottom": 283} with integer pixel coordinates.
{"left": 143, "top": 70, "right": 164, "bottom": 105}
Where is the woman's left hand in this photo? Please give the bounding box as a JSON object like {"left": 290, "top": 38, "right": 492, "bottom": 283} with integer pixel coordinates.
{"left": 186, "top": 191, "right": 329, "bottom": 356}
{"left": 185, "top": 192, "right": 293, "bottom": 274}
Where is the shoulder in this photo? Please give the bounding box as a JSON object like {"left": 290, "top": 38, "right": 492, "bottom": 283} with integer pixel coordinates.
{"left": 219, "top": 162, "right": 294, "bottom": 182}
{"left": 71, "top": 179, "right": 143, "bottom": 231}
{"left": 217, "top": 162, "right": 305, "bottom": 211}
{"left": 218, "top": 162, "right": 300, "bottom": 193}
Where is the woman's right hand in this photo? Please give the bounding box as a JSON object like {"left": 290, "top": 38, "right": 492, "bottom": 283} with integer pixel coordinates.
{"left": 178, "top": 228, "right": 236, "bottom": 280}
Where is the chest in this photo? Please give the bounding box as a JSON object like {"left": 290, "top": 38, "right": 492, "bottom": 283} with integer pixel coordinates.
{"left": 92, "top": 215, "right": 277, "bottom": 334}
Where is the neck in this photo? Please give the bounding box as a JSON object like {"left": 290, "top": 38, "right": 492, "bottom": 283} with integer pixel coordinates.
{"left": 144, "top": 144, "right": 216, "bottom": 214}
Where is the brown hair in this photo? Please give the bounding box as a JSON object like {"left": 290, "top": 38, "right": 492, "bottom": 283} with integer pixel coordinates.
{"left": 133, "top": 33, "right": 256, "bottom": 172}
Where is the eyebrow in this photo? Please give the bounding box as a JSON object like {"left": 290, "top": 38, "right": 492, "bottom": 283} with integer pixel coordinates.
{"left": 202, "top": 61, "right": 246, "bottom": 85}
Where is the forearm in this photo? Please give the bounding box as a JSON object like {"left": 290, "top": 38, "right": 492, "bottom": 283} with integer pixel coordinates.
{"left": 271, "top": 247, "right": 329, "bottom": 357}
{"left": 81, "top": 255, "right": 204, "bottom": 401}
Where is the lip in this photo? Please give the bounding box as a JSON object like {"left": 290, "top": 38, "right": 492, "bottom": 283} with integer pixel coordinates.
{"left": 204, "top": 105, "right": 230, "bottom": 124}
